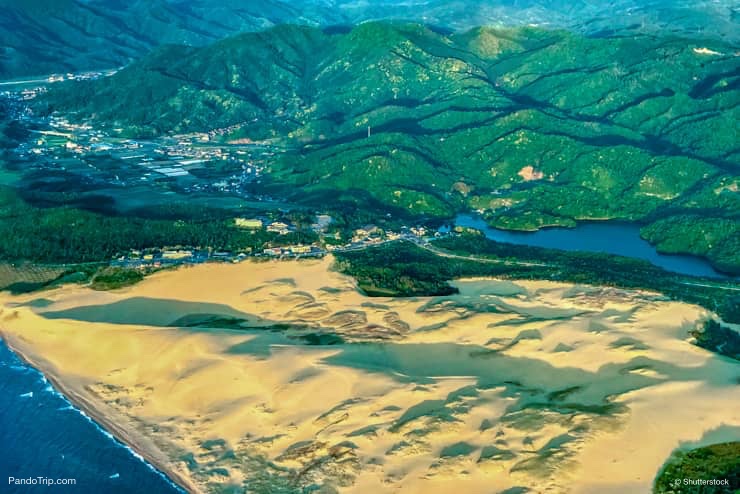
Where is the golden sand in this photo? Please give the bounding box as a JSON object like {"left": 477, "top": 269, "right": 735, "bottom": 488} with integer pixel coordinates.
{"left": 1, "top": 257, "right": 738, "bottom": 493}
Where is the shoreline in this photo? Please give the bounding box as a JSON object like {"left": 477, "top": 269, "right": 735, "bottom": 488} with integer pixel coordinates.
{"left": 0, "top": 257, "right": 736, "bottom": 492}
{"left": 0, "top": 330, "right": 201, "bottom": 494}
{"left": 453, "top": 213, "right": 735, "bottom": 279}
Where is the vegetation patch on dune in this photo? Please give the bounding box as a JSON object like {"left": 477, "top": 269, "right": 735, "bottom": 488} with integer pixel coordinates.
{"left": 654, "top": 442, "right": 740, "bottom": 494}
{"left": 335, "top": 238, "right": 740, "bottom": 325}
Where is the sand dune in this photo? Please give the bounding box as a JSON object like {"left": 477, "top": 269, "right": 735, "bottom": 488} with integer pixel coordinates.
{"left": 1, "top": 257, "right": 738, "bottom": 493}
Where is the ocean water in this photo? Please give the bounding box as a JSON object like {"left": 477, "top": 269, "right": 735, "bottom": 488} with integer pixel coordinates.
{"left": 0, "top": 340, "right": 183, "bottom": 494}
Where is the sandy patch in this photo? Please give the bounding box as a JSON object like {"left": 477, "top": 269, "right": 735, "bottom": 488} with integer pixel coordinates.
{"left": 1, "top": 257, "right": 738, "bottom": 493}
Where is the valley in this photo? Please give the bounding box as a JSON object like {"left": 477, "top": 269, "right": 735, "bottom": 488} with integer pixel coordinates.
{"left": 0, "top": 6, "right": 738, "bottom": 493}
{"left": 21, "top": 22, "right": 740, "bottom": 274}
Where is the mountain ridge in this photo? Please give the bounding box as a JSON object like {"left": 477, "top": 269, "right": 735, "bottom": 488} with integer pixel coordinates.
{"left": 2, "top": 0, "right": 738, "bottom": 79}
{"left": 38, "top": 22, "right": 740, "bottom": 273}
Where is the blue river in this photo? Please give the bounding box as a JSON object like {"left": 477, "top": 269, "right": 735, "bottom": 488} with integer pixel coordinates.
{"left": 0, "top": 341, "right": 183, "bottom": 494}
{"left": 453, "top": 214, "right": 733, "bottom": 279}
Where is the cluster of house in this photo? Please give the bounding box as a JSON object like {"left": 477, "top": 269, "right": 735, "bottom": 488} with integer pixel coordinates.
{"left": 45, "top": 69, "right": 115, "bottom": 84}
{"left": 234, "top": 215, "right": 334, "bottom": 236}
{"left": 261, "top": 245, "right": 319, "bottom": 256}
{"left": 110, "top": 212, "right": 443, "bottom": 270}
{"left": 15, "top": 105, "right": 270, "bottom": 193}
{"left": 234, "top": 217, "right": 291, "bottom": 235}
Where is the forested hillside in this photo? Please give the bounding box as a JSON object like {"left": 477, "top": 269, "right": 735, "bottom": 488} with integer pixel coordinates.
{"left": 40, "top": 23, "right": 740, "bottom": 272}
{"left": 1, "top": 0, "right": 737, "bottom": 78}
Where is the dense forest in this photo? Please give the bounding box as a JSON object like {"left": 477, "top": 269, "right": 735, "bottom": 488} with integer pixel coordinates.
{"left": 690, "top": 319, "right": 740, "bottom": 361}
{"left": 0, "top": 186, "right": 317, "bottom": 263}
{"left": 335, "top": 236, "right": 740, "bottom": 324}
{"left": 654, "top": 442, "right": 740, "bottom": 494}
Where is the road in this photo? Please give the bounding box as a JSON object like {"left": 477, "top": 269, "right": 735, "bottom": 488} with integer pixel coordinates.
{"left": 13, "top": 237, "right": 739, "bottom": 294}
{"left": 411, "top": 239, "right": 552, "bottom": 268}
{"left": 336, "top": 236, "right": 551, "bottom": 268}
{"left": 348, "top": 239, "right": 740, "bottom": 292}
{"left": 0, "top": 78, "right": 50, "bottom": 87}
{"left": 678, "top": 281, "right": 740, "bottom": 292}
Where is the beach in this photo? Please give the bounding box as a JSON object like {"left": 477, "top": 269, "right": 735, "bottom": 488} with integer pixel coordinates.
{"left": 1, "top": 256, "right": 739, "bottom": 493}
{"left": 1, "top": 335, "right": 201, "bottom": 493}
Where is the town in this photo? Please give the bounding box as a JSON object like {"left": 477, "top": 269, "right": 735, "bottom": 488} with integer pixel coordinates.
{"left": 8, "top": 109, "right": 278, "bottom": 199}
{"left": 1, "top": 75, "right": 453, "bottom": 272}
{"left": 3, "top": 74, "right": 286, "bottom": 203}
{"left": 109, "top": 218, "right": 440, "bottom": 270}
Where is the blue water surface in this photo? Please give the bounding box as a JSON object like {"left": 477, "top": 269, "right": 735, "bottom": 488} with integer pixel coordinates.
{"left": 453, "top": 214, "right": 733, "bottom": 279}
{"left": 0, "top": 341, "right": 183, "bottom": 494}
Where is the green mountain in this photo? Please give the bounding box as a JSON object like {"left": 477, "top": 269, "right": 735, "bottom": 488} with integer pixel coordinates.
{"left": 40, "top": 23, "right": 740, "bottom": 273}
{"left": 0, "top": 0, "right": 341, "bottom": 79}
{"left": 2, "top": 0, "right": 737, "bottom": 79}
